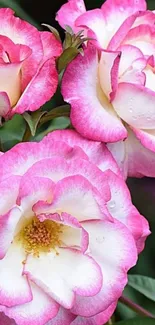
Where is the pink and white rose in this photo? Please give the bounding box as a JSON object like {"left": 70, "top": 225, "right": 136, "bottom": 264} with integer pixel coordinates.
{"left": 57, "top": 0, "right": 155, "bottom": 178}
{"left": 0, "top": 8, "right": 62, "bottom": 119}
{"left": 0, "top": 130, "right": 149, "bottom": 325}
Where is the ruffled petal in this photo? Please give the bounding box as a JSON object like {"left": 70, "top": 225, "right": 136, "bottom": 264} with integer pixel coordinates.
{"left": 107, "top": 141, "right": 128, "bottom": 179}
{"left": 126, "top": 128, "right": 155, "bottom": 177}
{"left": 4, "top": 283, "right": 59, "bottom": 325}
{"left": 12, "top": 58, "right": 58, "bottom": 116}
{"left": 101, "top": 0, "right": 146, "bottom": 31}
{"left": 131, "top": 127, "right": 155, "bottom": 152}
{"left": 0, "top": 243, "right": 32, "bottom": 307}
{"left": 103, "top": 170, "right": 150, "bottom": 252}
{"left": 71, "top": 219, "right": 137, "bottom": 317}
{"left": 71, "top": 302, "right": 117, "bottom": 325}
{"left": 0, "top": 140, "right": 84, "bottom": 181}
{"left": 40, "top": 32, "right": 62, "bottom": 61}
{"left": 43, "top": 130, "right": 121, "bottom": 176}
{"left": 24, "top": 248, "right": 102, "bottom": 309}
{"left": 34, "top": 175, "right": 110, "bottom": 222}
{"left": 0, "top": 207, "right": 22, "bottom": 259}
{"left": 118, "top": 44, "right": 144, "bottom": 75}
{"left": 37, "top": 212, "right": 89, "bottom": 253}
{"left": 0, "top": 8, "right": 43, "bottom": 86}
{"left": 0, "top": 176, "right": 21, "bottom": 214}
{"left": 123, "top": 25, "right": 155, "bottom": 57}
{"left": 99, "top": 50, "right": 120, "bottom": 100}
{"left": 23, "top": 156, "right": 111, "bottom": 203}
{"left": 47, "top": 307, "right": 75, "bottom": 325}
{"left": 62, "top": 45, "right": 127, "bottom": 142}
{"left": 112, "top": 82, "right": 155, "bottom": 129}
{"left": 17, "top": 175, "right": 55, "bottom": 217}
{"left": 75, "top": 9, "right": 107, "bottom": 48}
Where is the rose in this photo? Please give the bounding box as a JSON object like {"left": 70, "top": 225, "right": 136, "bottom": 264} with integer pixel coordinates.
{"left": 0, "top": 8, "right": 62, "bottom": 119}
{"left": 0, "top": 130, "right": 149, "bottom": 325}
{"left": 57, "top": 0, "right": 155, "bottom": 178}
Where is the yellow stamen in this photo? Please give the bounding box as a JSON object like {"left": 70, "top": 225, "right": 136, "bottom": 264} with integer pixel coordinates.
{"left": 16, "top": 217, "right": 63, "bottom": 257}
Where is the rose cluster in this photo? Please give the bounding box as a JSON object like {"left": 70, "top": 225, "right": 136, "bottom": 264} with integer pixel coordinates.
{"left": 57, "top": 0, "right": 155, "bottom": 178}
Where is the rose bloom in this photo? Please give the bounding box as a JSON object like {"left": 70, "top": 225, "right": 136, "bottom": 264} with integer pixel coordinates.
{"left": 0, "top": 130, "right": 149, "bottom": 325}
{"left": 57, "top": 0, "right": 155, "bottom": 178}
{"left": 0, "top": 8, "right": 62, "bottom": 119}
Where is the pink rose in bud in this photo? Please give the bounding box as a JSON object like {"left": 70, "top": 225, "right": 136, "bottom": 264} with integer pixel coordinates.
{"left": 0, "top": 130, "right": 149, "bottom": 325}
{"left": 57, "top": 0, "right": 155, "bottom": 178}
{"left": 0, "top": 8, "right": 62, "bottom": 119}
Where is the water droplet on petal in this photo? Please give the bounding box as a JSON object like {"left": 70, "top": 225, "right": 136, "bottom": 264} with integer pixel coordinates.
{"left": 147, "top": 117, "right": 151, "bottom": 121}
{"left": 109, "top": 200, "right": 116, "bottom": 209}
{"left": 129, "top": 107, "right": 133, "bottom": 113}
{"left": 96, "top": 236, "right": 104, "bottom": 244}
{"left": 133, "top": 116, "right": 137, "bottom": 120}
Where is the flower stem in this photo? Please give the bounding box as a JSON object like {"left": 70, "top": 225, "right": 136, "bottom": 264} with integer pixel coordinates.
{"left": 119, "top": 295, "right": 155, "bottom": 318}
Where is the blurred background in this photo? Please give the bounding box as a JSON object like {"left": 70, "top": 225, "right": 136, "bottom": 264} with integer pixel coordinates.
{"left": 0, "top": 0, "right": 155, "bottom": 321}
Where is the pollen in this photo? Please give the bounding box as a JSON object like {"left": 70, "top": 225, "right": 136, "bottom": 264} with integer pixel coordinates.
{"left": 16, "top": 217, "right": 63, "bottom": 256}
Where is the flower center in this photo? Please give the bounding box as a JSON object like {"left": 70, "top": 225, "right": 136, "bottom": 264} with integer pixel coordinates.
{"left": 16, "top": 217, "right": 63, "bottom": 256}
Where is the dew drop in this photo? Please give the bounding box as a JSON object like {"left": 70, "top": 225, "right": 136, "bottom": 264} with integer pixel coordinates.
{"left": 96, "top": 236, "right": 104, "bottom": 244}
{"left": 129, "top": 107, "right": 133, "bottom": 113}
{"left": 109, "top": 200, "right": 116, "bottom": 209}
{"left": 133, "top": 116, "right": 137, "bottom": 120}
{"left": 147, "top": 117, "right": 151, "bottom": 121}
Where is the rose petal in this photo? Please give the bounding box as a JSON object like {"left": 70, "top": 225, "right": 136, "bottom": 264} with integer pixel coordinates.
{"left": 0, "top": 8, "right": 43, "bottom": 87}
{"left": 12, "top": 58, "right": 58, "bottom": 116}
{"left": 47, "top": 307, "right": 75, "bottom": 325}
{"left": 23, "top": 156, "right": 111, "bottom": 203}
{"left": 40, "top": 32, "right": 62, "bottom": 62}
{"left": 71, "top": 219, "right": 137, "bottom": 317}
{"left": 24, "top": 248, "right": 102, "bottom": 309}
{"left": 43, "top": 130, "right": 121, "bottom": 176}
{"left": 112, "top": 82, "right": 155, "bottom": 129}
{"left": 34, "top": 175, "right": 110, "bottom": 222}
{"left": 0, "top": 243, "right": 32, "bottom": 307}
{"left": 126, "top": 128, "right": 155, "bottom": 177}
{"left": 62, "top": 45, "right": 127, "bottom": 142}
{"left": 4, "top": 283, "right": 59, "bottom": 325}
{"left": 71, "top": 302, "right": 117, "bottom": 325}
{"left": 99, "top": 50, "right": 120, "bottom": 100}
{"left": 56, "top": 0, "right": 86, "bottom": 32}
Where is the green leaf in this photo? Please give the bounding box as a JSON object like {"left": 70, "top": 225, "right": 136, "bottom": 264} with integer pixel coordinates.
{"left": 39, "top": 104, "right": 70, "bottom": 126}
{"left": 116, "top": 317, "right": 155, "bottom": 325}
{"left": 63, "top": 32, "right": 73, "bottom": 49}
{"left": 34, "top": 117, "right": 70, "bottom": 141}
{"left": 42, "top": 24, "right": 61, "bottom": 41}
{"left": 57, "top": 47, "right": 80, "bottom": 73}
{"left": 23, "top": 111, "right": 47, "bottom": 136}
{"left": 128, "top": 275, "right": 155, "bottom": 302}
{"left": 0, "top": 114, "right": 26, "bottom": 151}
{"left": 65, "top": 25, "right": 74, "bottom": 35}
